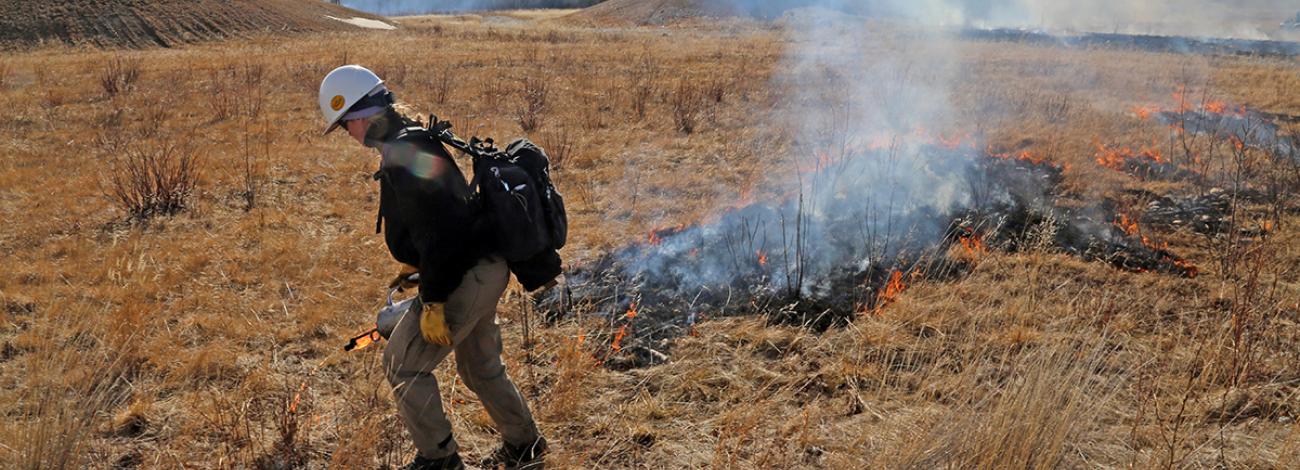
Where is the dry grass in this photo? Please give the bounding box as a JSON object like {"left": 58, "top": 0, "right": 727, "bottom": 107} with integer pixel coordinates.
{"left": 0, "top": 14, "right": 1297, "bottom": 469}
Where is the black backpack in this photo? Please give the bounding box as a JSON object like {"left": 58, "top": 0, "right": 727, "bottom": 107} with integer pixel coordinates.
{"left": 424, "top": 117, "right": 568, "bottom": 263}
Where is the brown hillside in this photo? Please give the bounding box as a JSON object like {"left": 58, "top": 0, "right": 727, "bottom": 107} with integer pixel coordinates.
{"left": 0, "top": 0, "right": 394, "bottom": 49}
{"left": 565, "top": 0, "right": 748, "bottom": 25}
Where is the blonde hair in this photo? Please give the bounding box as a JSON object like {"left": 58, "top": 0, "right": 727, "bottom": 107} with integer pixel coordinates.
{"left": 365, "top": 102, "right": 424, "bottom": 141}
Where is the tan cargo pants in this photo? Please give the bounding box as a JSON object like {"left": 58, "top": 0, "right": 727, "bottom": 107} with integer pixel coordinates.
{"left": 382, "top": 257, "right": 540, "bottom": 459}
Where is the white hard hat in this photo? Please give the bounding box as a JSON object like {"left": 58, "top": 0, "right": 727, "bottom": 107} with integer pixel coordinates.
{"left": 318, "top": 65, "right": 384, "bottom": 135}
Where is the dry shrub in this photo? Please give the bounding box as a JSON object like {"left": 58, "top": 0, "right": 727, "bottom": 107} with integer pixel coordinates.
{"left": 671, "top": 78, "right": 704, "bottom": 135}
{"left": 432, "top": 62, "right": 457, "bottom": 104}
{"left": 540, "top": 126, "right": 575, "bottom": 170}
{"left": 516, "top": 74, "right": 550, "bottom": 133}
{"left": 240, "top": 62, "right": 267, "bottom": 120}
{"left": 481, "top": 75, "right": 509, "bottom": 109}
{"left": 285, "top": 59, "right": 331, "bottom": 94}
{"left": 704, "top": 73, "right": 730, "bottom": 104}
{"left": 98, "top": 55, "right": 142, "bottom": 97}
{"left": 0, "top": 60, "right": 9, "bottom": 89}
{"left": 107, "top": 141, "right": 202, "bottom": 220}
{"left": 628, "top": 52, "right": 658, "bottom": 121}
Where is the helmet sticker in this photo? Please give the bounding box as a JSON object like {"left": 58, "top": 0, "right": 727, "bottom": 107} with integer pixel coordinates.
{"left": 330, "top": 95, "right": 346, "bottom": 111}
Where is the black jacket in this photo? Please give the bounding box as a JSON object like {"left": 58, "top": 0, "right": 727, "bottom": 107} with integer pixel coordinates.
{"left": 374, "top": 127, "right": 484, "bottom": 303}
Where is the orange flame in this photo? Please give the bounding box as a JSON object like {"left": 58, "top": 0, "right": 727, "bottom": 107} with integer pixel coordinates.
{"left": 872, "top": 271, "right": 907, "bottom": 315}
{"left": 1173, "top": 258, "right": 1199, "bottom": 278}
{"left": 1095, "top": 144, "right": 1164, "bottom": 172}
{"left": 756, "top": 249, "right": 768, "bottom": 266}
{"left": 959, "top": 232, "right": 987, "bottom": 258}
{"left": 610, "top": 325, "right": 629, "bottom": 351}
{"left": 610, "top": 303, "right": 638, "bottom": 352}
{"left": 987, "top": 148, "right": 1050, "bottom": 166}
{"left": 1131, "top": 104, "right": 1160, "bottom": 120}
{"left": 1205, "top": 101, "right": 1227, "bottom": 114}
{"left": 1114, "top": 212, "right": 1140, "bottom": 237}
{"left": 1095, "top": 143, "right": 1128, "bottom": 171}
{"left": 647, "top": 231, "right": 662, "bottom": 246}
{"left": 289, "top": 380, "right": 307, "bottom": 415}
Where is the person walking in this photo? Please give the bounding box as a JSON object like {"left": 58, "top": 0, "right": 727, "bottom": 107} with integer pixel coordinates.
{"left": 319, "top": 65, "right": 547, "bottom": 470}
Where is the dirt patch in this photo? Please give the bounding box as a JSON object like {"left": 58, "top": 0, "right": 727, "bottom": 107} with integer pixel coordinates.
{"left": 0, "top": 0, "right": 393, "bottom": 49}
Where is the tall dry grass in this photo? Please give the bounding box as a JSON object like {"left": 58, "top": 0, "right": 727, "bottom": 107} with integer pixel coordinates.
{"left": 0, "top": 14, "right": 1297, "bottom": 469}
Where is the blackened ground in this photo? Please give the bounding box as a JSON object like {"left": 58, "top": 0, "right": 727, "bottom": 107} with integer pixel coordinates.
{"left": 549, "top": 145, "right": 1198, "bottom": 369}
{"left": 960, "top": 28, "right": 1300, "bottom": 57}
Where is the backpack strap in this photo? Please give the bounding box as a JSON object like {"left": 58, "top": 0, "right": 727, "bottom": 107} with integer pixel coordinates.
{"left": 373, "top": 168, "right": 387, "bottom": 234}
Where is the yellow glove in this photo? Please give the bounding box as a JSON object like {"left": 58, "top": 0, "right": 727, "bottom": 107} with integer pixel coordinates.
{"left": 389, "top": 263, "right": 420, "bottom": 291}
{"left": 420, "top": 302, "right": 452, "bottom": 345}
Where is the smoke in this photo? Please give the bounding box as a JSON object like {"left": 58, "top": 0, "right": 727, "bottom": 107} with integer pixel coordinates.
{"left": 725, "top": 0, "right": 1297, "bottom": 39}
{"left": 576, "top": 6, "right": 1012, "bottom": 323}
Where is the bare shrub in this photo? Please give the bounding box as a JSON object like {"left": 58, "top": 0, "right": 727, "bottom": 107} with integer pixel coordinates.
{"left": 481, "top": 76, "right": 509, "bottom": 108}
{"left": 671, "top": 78, "right": 703, "bottom": 135}
{"left": 240, "top": 123, "right": 268, "bottom": 212}
{"left": 240, "top": 63, "right": 266, "bottom": 120}
{"left": 515, "top": 74, "right": 549, "bottom": 133}
{"left": 540, "top": 126, "right": 575, "bottom": 170}
{"left": 629, "top": 51, "right": 658, "bottom": 121}
{"left": 374, "top": 62, "right": 408, "bottom": 89}
{"left": 704, "top": 73, "right": 730, "bottom": 104}
{"left": 99, "top": 56, "right": 142, "bottom": 97}
{"left": 432, "top": 63, "right": 457, "bottom": 104}
{"left": 107, "top": 142, "right": 201, "bottom": 220}
{"left": 286, "top": 60, "right": 330, "bottom": 94}
{"left": 209, "top": 65, "right": 237, "bottom": 123}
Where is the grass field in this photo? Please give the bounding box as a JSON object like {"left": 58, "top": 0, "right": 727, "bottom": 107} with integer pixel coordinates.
{"left": 1, "top": 10, "right": 1299, "bottom": 469}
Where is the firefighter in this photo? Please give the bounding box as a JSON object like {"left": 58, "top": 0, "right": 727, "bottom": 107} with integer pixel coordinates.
{"left": 319, "top": 65, "right": 547, "bottom": 470}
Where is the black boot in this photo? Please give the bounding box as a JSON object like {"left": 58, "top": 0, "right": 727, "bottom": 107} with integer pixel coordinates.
{"left": 480, "top": 436, "right": 547, "bottom": 470}
{"left": 400, "top": 452, "right": 465, "bottom": 470}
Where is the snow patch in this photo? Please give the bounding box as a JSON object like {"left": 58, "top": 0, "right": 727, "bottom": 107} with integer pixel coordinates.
{"left": 325, "top": 16, "right": 396, "bottom": 30}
